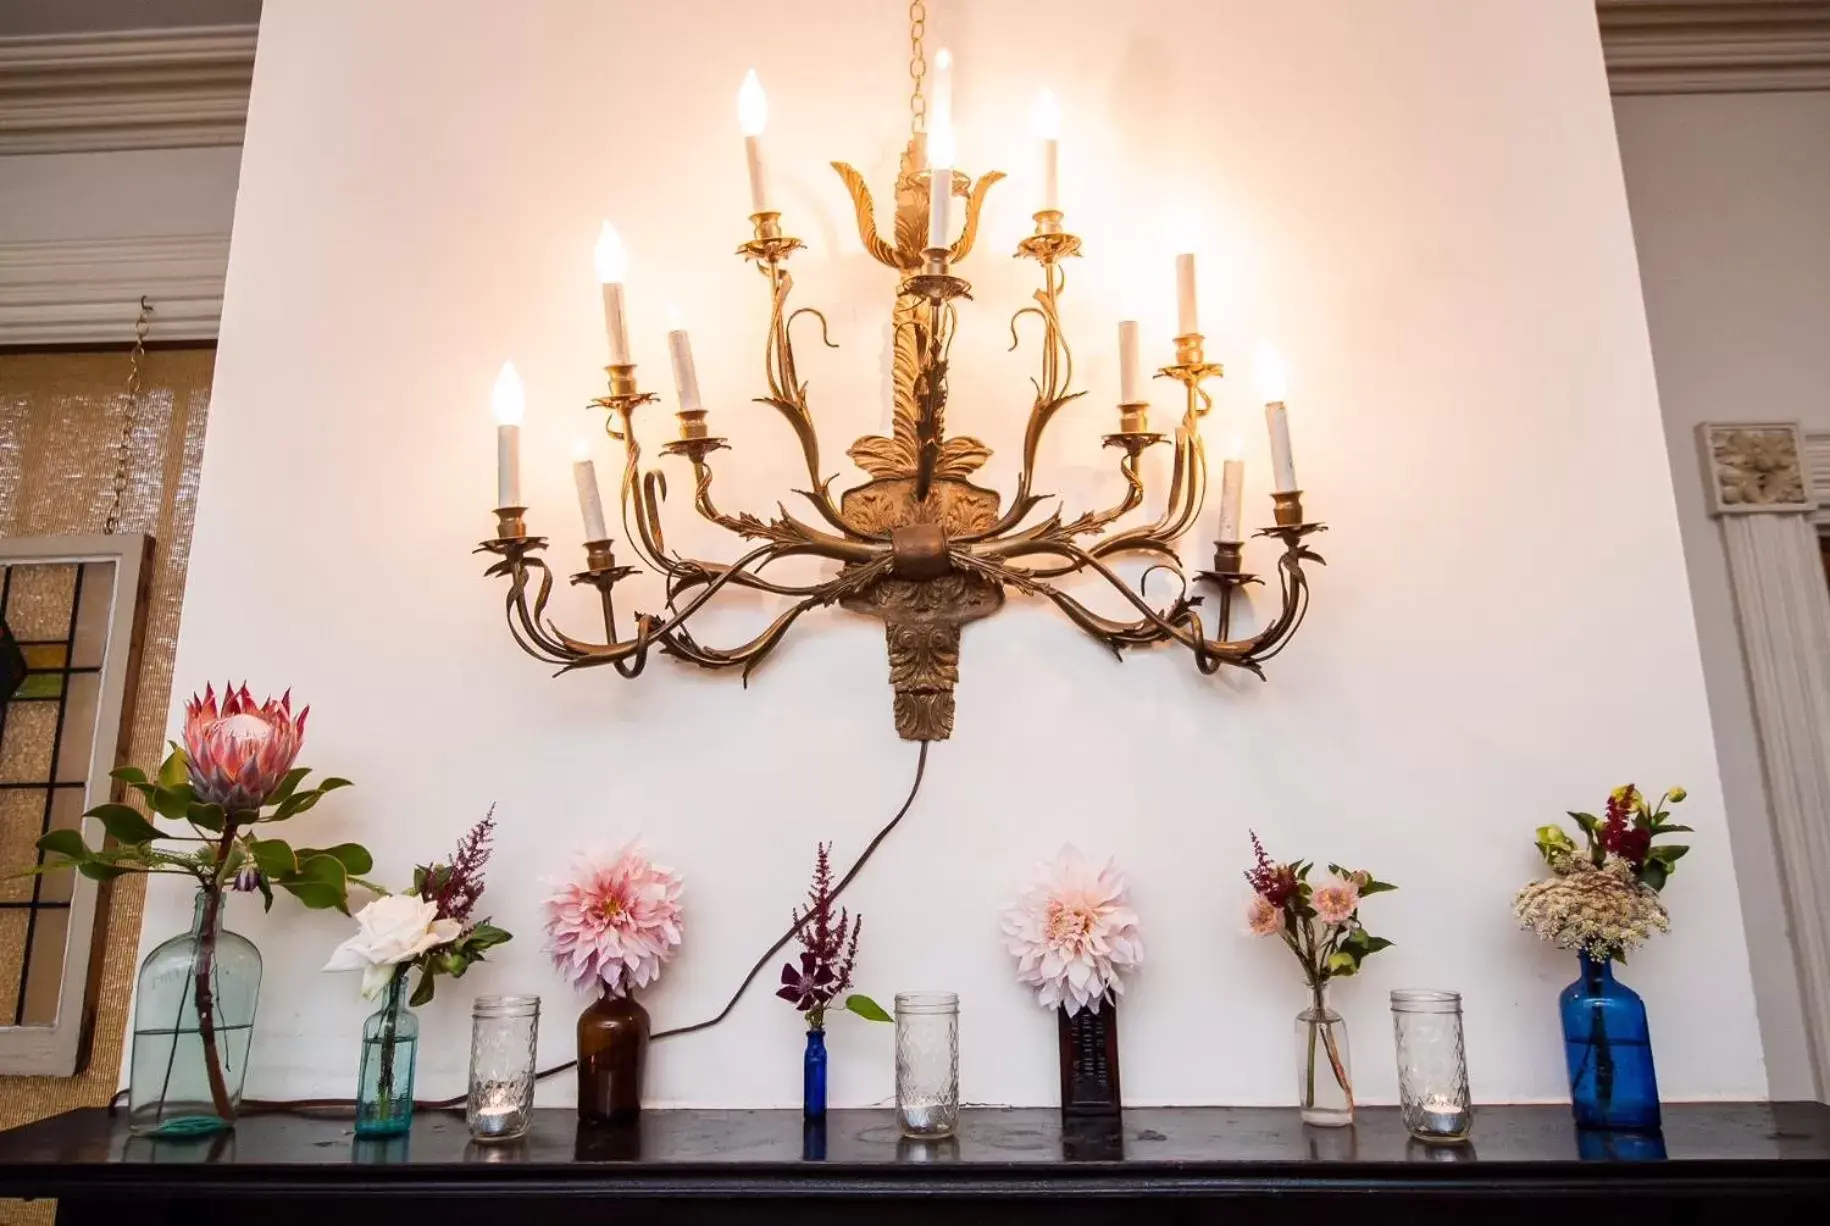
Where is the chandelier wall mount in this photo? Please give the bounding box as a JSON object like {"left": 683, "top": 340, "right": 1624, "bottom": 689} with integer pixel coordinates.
{"left": 479, "top": 36, "right": 1327, "bottom": 743}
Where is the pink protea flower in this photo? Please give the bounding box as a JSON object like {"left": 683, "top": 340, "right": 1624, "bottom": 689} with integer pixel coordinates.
{"left": 183, "top": 683, "right": 307, "bottom": 812}
{"left": 1002, "top": 846, "right": 1144, "bottom": 1017}
{"left": 1312, "top": 878, "right": 1361, "bottom": 925}
{"left": 543, "top": 843, "right": 683, "bottom": 996}
{"left": 1247, "top": 892, "right": 1282, "bottom": 936}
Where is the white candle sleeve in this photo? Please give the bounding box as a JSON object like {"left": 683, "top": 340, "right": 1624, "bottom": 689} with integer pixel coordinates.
{"left": 573, "top": 458, "right": 608, "bottom": 541}
{"left": 601, "top": 282, "right": 631, "bottom": 366}
{"left": 1267, "top": 401, "right": 1298, "bottom": 492}
{"left": 1042, "top": 138, "right": 1059, "bottom": 213}
{"left": 1117, "top": 320, "right": 1143, "bottom": 404}
{"left": 744, "top": 134, "right": 770, "bottom": 214}
{"left": 496, "top": 424, "right": 521, "bottom": 508}
{"left": 929, "top": 168, "right": 951, "bottom": 248}
{"left": 1218, "top": 458, "right": 1245, "bottom": 543}
{"left": 668, "top": 329, "right": 703, "bottom": 412}
{"left": 1176, "top": 253, "right": 1199, "bottom": 336}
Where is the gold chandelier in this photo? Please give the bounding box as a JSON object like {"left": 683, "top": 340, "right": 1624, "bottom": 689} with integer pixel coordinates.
{"left": 479, "top": 21, "right": 1327, "bottom": 743}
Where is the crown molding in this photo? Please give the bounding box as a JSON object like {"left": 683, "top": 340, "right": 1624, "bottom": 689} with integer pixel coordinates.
{"left": 0, "top": 24, "right": 255, "bottom": 155}
{"left": 1598, "top": 1, "right": 1830, "bottom": 94}
{"left": 0, "top": 234, "right": 229, "bottom": 344}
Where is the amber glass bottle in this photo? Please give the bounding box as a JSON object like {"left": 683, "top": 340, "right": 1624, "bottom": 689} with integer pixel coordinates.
{"left": 577, "top": 990, "right": 649, "bottom": 1123}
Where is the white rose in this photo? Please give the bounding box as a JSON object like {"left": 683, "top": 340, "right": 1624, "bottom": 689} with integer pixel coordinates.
{"left": 323, "top": 894, "right": 464, "bottom": 999}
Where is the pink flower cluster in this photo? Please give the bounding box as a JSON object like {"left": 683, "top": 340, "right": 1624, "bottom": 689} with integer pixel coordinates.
{"left": 543, "top": 843, "right": 684, "bottom": 996}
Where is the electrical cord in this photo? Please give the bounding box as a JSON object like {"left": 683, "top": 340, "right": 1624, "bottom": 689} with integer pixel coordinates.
{"left": 112, "top": 739, "right": 932, "bottom": 1119}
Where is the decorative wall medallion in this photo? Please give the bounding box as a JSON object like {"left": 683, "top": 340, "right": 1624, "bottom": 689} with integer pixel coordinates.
{"left": 1701, "top": 422, "right": 1814, "bottom": 515}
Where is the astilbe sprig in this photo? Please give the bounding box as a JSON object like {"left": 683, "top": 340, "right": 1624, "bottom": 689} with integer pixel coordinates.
{"left": 419, "top": 804, "right": 496, "bottom": 924}
{"left": 776, "top": 842, "right": 888, "bottom": 1029}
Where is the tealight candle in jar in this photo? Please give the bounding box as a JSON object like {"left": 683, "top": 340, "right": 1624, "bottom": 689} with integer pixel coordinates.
{"left": 468, "top": 995, "right": 541, "bottom": 1143}
{"left": 1391, "top": 989, "right": 1473, "bottom": 1145}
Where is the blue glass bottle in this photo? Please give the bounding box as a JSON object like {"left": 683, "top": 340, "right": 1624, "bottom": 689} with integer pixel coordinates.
{"left": 355, "top": 970, "right": 419, "bottom": 1137}
{"left": 1560, "top": 953, "right": 1660, "bottom": 1132}
{"left": 803, "top": 1027, "right": 828, "bottom": 1120}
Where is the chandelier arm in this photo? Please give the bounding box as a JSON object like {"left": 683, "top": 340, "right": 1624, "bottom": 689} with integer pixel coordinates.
{"left": 654, "top": 553, "right": 896, "bottom": 677}
{"left": 946, "top": 171, "right": 1004, "bottom": 263}
{"left": 664, "top": 541, "right": 883, "bottom": 603}
{"left": 607, "top": 403, "right": 680, "bottom": 581}
{"left": 1056, "top": 446, "right": 1147, "bottom": 538}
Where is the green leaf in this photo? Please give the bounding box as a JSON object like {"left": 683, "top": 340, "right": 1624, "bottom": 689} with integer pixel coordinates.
{"left": 299, "top": 842, "right": 372, "bottom": 876}
{"left": 37, "top": 828, "right": 92, "bottom": 862}
{"left": 843, "top": 994, "right": 893, "bottom": 1023}
{"left": 256, "top": 872, "right": 275, "bottom": 912}
{"left": 249, "top": 837, "right": 298, "bottom": 880}
{"left": 78, "top": 860, "right": 131, "bottom": 881}
{"left": 1657, "top": 825, "right": 1694, "bottom": 835}
{"left": 316, "top": 777, "right": 353, "bottom": 794}
{"left": 461, "top": 922, "right": 513, "bottom": 953}
{"left": 111, "top": 766, "right": 149, "bottom": 786}
{"left": 1638, "top": 861, "right": 1670, "bottom": 893}
{"left": 149, "top": 784, "right": 198, "bottom": 821}
{"left": 185, "top": 801, "right": 227, "bottom": 832}
{"left": 1326, "top": 950, "right": 1359, "bottom": 976}
{"left": 1358, "top": 880, "right": 1398, "bottom": 896}
{"left": 409, "top": 970, "right": 436, "bottom": 1008}
{"left": 1570, "top": 811, "right": 1599, "bottom": 836}
{"left": 275, "top": 853, "right": 349, "bottom": 911}
{"left": 157, "top": 750, "right": 189, "bottom": 791}
{"left": 89, "top": 803, "right": 164, "bottom": 845}
{"left": 262, "top": 767, "right": 313, "bottom": 806}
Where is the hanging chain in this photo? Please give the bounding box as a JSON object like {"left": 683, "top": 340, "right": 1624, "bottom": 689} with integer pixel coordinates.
{"left": 908, "top": 0, "right": 928, "bottom": 134}
{"left": 103, "top": 296, "right": 152, "bottom": 534}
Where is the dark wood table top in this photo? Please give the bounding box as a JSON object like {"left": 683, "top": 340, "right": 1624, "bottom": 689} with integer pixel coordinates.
{"left": 1, "top": 1103, "right": 1828, "bottom": 1202}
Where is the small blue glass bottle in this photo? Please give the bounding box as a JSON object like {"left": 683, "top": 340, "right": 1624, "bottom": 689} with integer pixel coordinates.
{"left": 803, "top": 1027, "right": 828, "bottom": 1120}
{"left": 1560, "top": 953, "right": 1660, "bottom": 1132}
{"left": 355, "top": 970, "right": 419, "bottom": 1137}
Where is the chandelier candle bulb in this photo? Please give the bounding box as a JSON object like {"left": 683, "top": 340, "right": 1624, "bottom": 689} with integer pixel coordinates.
{"left": 738, "top": 70, "right": 770, "bottom": 213}
{"left": 491, "top": 361, "right": 524, "bottom": 509}
{"left": 1117, "top": 320, "right": 1144, "bottom": 407}
{"left": 667, "top": 329, "right": 703, "bottom": 414}
{"left": 1034, "top": 89, "right": 1060, "bottom": 213}
{"left": 1218, "top": 448, "right": 1245, "bottom": 544}
{"left": 571, "top": 441, "right": 608, "bottom": 543}
{"left": 1175, "top": 253, "right": 1199, "bottom": 337}
{"left": 927, "top": 120, "right": 954, "bottom": 250}
{"left": 594, "top": 222, "right": 632, "bottom": 366}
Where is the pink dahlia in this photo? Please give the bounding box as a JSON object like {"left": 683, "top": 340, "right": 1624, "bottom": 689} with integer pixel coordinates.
{"left": 1247, "top": 892, "right": 1282, "bottom": 936}
{"left": 1312, "top": 878, "right": 1360, "bottom": 926}
{"left": 1002, "top": 846, "right": 1144, "bottom": 1017}
{"left": 183, "top": 683, "right": 307, "bottom": 812}
{"left": 543, "top": 843, "right": 683, "bottom": 996}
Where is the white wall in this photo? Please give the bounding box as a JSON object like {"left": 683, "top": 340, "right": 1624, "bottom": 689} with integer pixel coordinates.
{"left": 146, "top": 0, "right": 1767, "bottom": 1108}
{"left": 1615, "top": 89, "right": 1830, "bottom": 1102}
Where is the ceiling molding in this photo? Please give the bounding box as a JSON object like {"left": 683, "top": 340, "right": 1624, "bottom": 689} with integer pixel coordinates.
{"left": 0, "top": 23, "right": 255, "bottom": 155}
{"left": 0, "top": 234, "right": 229, "bottom": 344}
{"left": 1598, "top": 1, "right": 1830, "bottom": 94}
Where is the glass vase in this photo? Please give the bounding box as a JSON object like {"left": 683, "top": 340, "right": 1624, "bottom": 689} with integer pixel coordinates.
{"left": 468, "top": 994, "right": 540, "bottom": 1142}
{"left": 895, "top": 992, "right": 958, "bottom": 1138}
{"left": 355, "top": 969, "right": 419, "bottom": 1137}
{"left": 127, "top": 888, "right": 261, "bottom": 1137}
{"left": 803, "top": 1027, "right": 828, "bottom": 1120}
{"left": 1295, "top": 986, "right": 1354, "bottom": 1127}
{"left": 577, "top": 988, "right": 648, "bottom": 1125}
{"left": 1561, "top": 953, "right": 1661, "bottom": 1132}
{"left": 1391, "top": 989, "right": 1472, "bottom": 1144}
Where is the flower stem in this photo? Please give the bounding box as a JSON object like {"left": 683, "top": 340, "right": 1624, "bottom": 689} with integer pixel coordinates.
{"left": 192, "top": 831, "right": 236, "bottom": 1122}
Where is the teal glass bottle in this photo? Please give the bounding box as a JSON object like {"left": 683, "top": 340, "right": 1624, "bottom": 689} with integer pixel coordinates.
{"left": 128, "top": 888, "right": 262, "bottom": 1137}
{"left": 355, "top": 970, "right": 419, "bottom": 1137}
{"left": 1561, "top": 953, "right": 1661, "bottom": 1132}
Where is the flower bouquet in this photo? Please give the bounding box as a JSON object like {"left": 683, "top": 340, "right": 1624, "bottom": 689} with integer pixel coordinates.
{"left": 1002, "top": 846, "right": 1143, "bottom": 1116}
{"left": 1515, "top": 784, "right": 1690, "bottom": 1132}
{"left": 543, "top": 842, "right": 683, "bottom": 1124}
{"left": 1243, "top": 832, "right": 1395, "bottom": 1126}
{"left": 326, "top": 811, "right": 511, "bottom": 1136}
{"left": 29, "top": 684, "right": 367, "bottom": 1136}
{"left": 778, "top": 842, "right": 890, "bottom": 1119}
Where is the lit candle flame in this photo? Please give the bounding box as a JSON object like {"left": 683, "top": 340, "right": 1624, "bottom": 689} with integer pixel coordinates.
{"left": 738, "top": 69, "right": 767, "bottom": 137}
{"left": 1033, "top": 89, "right": 1060, "bottom": 140}
{"left": 1257, "top": 344, "right": 1289, "bottom": 404}
{"left": 571, "top": 437, "right": 591, "bottom": 463}
{"left": 491, "top": 361, "right": 524, "bottom": 426}
{"left": 593, "top": 221, "right": 628, "bottom": 285}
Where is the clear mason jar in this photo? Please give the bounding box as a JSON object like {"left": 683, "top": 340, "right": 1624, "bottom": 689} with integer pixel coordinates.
{"left": 468, "top": 994, "right": 540, "bottom": 1142}
{"left": 1391, "top": 989, "right": 1472, "bottom": 1144}
{"left": 895, "top": 992, "right": 959, "bottom": 1139}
